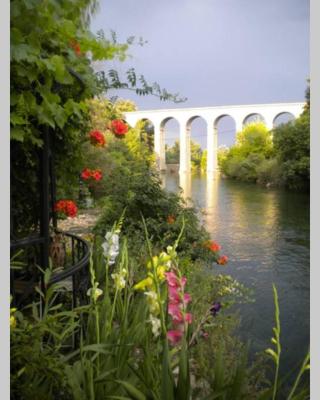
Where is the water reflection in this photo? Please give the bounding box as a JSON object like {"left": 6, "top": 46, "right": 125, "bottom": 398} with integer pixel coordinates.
{"left": 179, "top": 172, "right": 192, "bottom": 203}
{"left": 205, "top": 172, "right": 219, "bottom": 230}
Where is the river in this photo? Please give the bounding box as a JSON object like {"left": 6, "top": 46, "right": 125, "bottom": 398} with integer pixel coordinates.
{"left": 162, "top": 171, "right": 310, "bottom": 380}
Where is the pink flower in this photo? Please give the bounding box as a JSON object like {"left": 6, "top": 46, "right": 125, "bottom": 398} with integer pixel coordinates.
{"left": 165, "top": 271, "right": 187, "bottom": 288}
{"left": 168, "top": 303, "right": 183, "bottom": 322}
{"left": 165, "top": 271, "right": 180, "bottom": 287}
{"left": 185, "top": 313, "right": 192, "bottom": 324}
{"left": 167, "top": 330, "right": 183, "bottom": 345}
{"left": 183, "top": 293, "right": 192, "bottom": 304}
{"left": 180, "top": 276, "right": 187, "bottom": 288}
{"left": 168, "top": 285, "right": 181, "bottom": 304}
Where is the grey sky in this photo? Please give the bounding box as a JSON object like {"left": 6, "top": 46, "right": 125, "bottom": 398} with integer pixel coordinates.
{"left": 91, "top": 0, "right": 309, "bottom": 148}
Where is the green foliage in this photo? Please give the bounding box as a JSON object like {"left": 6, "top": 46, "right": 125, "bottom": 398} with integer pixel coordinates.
{"left": 10, "top": 273, "right": 80, "bottom": 399}
{"left": 11, "top": 0, "right": 128, "bottom": 235}
{"left": 11, "top": 0, "right": 186, "bottom": 236}
{"left": 201, "top": 149, "right": 207, "bottom": 172}
{"left": 273, "top": 109, "right": 310, "bottom": 191}
{"left": 235, "top": 123, "right": 273, "bottom": 158}
{"left": 166, "top": 141, "right": 180, "bottom": 164}
{"left": 256, "top": 158, "right": 283, "bottom": 186}
{"left": 165, "top": 140, "right": 204, "bottom": 171}
{"left": 218, "top": 122, "right": 278, "bottom": 183}
{"left": 190, "top": 141, "right": 203, "bottom": 171}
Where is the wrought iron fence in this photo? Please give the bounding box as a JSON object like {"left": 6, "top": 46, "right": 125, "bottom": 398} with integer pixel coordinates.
{"left": 10, "top": 231, "right": 90, "bottom": 309}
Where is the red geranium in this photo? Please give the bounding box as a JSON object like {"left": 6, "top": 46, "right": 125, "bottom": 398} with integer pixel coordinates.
{"left": 109, "top": 119, "right": 128, "bottom": 137}
{"left": 91, "top": 169, "right": 103, "bottom": 181}
{"left": 217, "top": 255, "right": 228, "bottom": 265}
{"left": 89, "top": 130, "right": 106, "bottom": 147}
{"left": 81, "top": 168, "right": 92, "bottom": 180}
{"left": 81, "top": 168, "right": 103, "bottom": 181}
{"left": 54, "top": 200, "right": 78, "bottom": 218}
{"left": 204, "top": 240, "right": 221, "bottom": 252}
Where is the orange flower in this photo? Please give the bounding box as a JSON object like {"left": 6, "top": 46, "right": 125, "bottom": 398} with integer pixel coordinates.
{"left": 167, "top": 215, "right": 175, "bottom": 224}
{"left": 217, "top": 255, "right": 228, "bottom": 265}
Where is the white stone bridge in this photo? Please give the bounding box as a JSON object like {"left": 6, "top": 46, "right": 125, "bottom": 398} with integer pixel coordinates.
{"left": 124, "top": 102, "right": 304, "bottom": 174}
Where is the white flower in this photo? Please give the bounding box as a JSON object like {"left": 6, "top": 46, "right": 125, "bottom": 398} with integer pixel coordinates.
{"left": 102, "top": 232, "right": 119, "bottom": 265}
{"left": 149, "top": 315, "right": 161, "bottom": 338}
{"left": 111, "top": 272, "right": 126, "bottom": 290}
{"left": 87, "top": 287, "right": 103, "bottom": 302}
{"left": 145, "top": 291, "right": 160, "bottom": 314}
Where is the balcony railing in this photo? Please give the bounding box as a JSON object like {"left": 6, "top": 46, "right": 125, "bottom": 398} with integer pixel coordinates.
{"left": 10, "top": 231, "right": 90, "bottom": 309}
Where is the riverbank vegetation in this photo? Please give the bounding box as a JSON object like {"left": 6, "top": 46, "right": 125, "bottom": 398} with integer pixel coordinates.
{"left": 220, "top": 90, "right": 310, "bottom": 192}
{"left": 11, "top": 0, "right": 309, "bottom": 398}
{"left": 166, "top": 140, "right": 205, "bottom": 172}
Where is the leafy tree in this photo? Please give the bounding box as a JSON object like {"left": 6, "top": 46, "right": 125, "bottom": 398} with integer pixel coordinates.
{"left": 165, "top": 140, "right": 203, "bottom": 169}
{"left": 10, "top": 0, "right": 185, "bottom": 236}
{"left": 234, "top": 122, "right": 273, "bottom": 158}
{"left": 190, "top": 140, "right": 202, "bottom": 170}
{"left": 273, "top": 102, "right": 309, "bottom": 191}
{"left": 166, "top": 140, "right": 180, "bottom": 164}
{"left": 200, "top": 149, "right": 207, "bottom": 172}
{"left": 219, "top": 123, "right": 274, "bottom": 182}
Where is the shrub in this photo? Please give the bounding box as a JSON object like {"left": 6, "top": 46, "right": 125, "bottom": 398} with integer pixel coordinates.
{"left": 256, "top": 158, "right": 283, "bottom": 186}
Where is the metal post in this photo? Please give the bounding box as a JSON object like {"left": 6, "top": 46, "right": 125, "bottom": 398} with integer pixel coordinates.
{"left": 39, "top": 128, "right": 50, "bottom": 311}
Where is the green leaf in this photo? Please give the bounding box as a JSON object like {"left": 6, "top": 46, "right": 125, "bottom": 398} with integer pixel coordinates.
{"left": 49, "top": 55, "right": 73, "bottom": 84}
{"left": 11, "top": 43, "right": 38, "bottom": 62}
{"left": 176, "top": 336, "right": 190, "bottom": 399}
{"left": 115, "top": 380, "right": 146, "bottom": 400}
{"left": 11, "top": 114, "right": 26, "bottom": 126}
{"left": 161, "top": 338, "right": 175, "bottom": 400}
{"left": 11, "top": 127, "right": 26, "bottom": 142}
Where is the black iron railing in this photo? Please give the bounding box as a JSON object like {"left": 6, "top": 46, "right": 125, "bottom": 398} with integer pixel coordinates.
{"left": 10, "top": 231, "right": 90, "bottom": 309}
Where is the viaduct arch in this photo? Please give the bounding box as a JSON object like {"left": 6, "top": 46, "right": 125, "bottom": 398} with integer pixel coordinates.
{"left": 124, "top": 102, "right": 304, "bottom": 174}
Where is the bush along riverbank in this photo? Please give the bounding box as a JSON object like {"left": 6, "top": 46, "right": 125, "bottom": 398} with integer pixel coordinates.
{"left": 219, "top": 88, "right": 310, "bottom": 192}
{"left": 11, "top": 99, "right": 310, "bottom": 399}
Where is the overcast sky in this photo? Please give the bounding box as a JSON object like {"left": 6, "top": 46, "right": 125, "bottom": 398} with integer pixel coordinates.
{"left": 91, "top": 0, "right": 309, "bottom": 147}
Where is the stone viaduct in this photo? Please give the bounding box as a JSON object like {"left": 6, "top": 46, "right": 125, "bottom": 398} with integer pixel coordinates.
{"left": 124, "top": 102, "right": 304, "bottom": 174}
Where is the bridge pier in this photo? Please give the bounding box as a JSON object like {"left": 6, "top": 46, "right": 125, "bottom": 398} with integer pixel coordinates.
{"left": 154, "top": 122, "right": 166, "bottom": 171}
{"left": 207, "top": 122, "right": 218, "bottom": 174}
{"left": 179, "top": 120, "right": 191, "bottom": 174}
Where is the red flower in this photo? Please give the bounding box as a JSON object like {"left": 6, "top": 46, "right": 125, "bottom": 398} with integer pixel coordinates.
{"left": 217, "top": 255, "right": 228, "bottom": 265}
{"left": 91, "top": 169, "right": 103, "bottom": 181}
{"left": 70, "top": 40, "right": 81, "bottom": 56}
{"left": 81, "top": 168, "right": 92, "bottom": 180}
{"left": 109, "top": 119, "right": 128, "bottom": 137}
{"left": 205, "top": 240, "right": 221, "bottom": 252}
{"left": 89, "top": 130, "right": 106, "bottom": 147}
{"left": 167, "top": 215, "right": 175, "bottom": 224}
{"left": 54, "top": 200, "right": 78, "bottom": 218}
